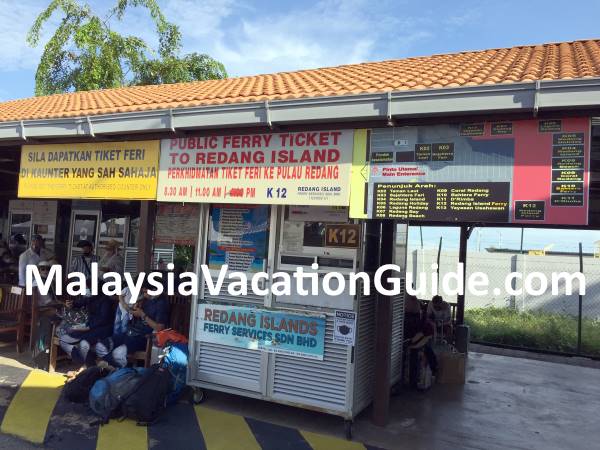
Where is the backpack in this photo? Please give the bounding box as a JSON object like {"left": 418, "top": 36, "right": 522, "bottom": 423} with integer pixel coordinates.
{"left": 121, "top": 365, "right": 172, "bottom": 425}
{"left": 64, "top": 366, "right": 111, "bottom": 403}
{"left": 89, "top": 367, "right": 148, "bottom": 423}
{"left": 160, "top": 343, "right": 189, "bottom": 405}
{"left": 154, "top": 329, "right": 188, "bottom": 348}
{"left": 31, "top": 315, "right": 55, "bottom": 371}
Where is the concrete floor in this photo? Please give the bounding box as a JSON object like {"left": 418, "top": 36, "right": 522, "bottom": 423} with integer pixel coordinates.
{"left": 196, "top": 351, "right": 600, "bottom": 450}
{"left": 1, "top": 335, "right": 599, "bottom": 450}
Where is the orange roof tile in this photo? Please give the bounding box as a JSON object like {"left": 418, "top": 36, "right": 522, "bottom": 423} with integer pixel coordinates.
{"left": 1, "top": 39, "right": 600, "bottom": 123}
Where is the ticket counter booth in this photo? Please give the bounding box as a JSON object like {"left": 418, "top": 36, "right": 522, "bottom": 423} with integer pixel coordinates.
{"left": 186, "top": 203, "right": 407, "bottom": 436}
{"left": 160, "top": 130, "right": 407, "bottom": 436}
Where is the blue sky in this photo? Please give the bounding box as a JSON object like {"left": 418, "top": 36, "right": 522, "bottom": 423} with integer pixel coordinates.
{"left": 3, "top": 0, "right": 600, "bottom": 100}
{"left": 1, "top": 0, "right": 599, "bottom": 250}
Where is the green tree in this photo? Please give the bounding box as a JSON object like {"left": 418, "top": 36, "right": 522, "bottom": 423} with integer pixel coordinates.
{"left": 27, "top": 0, "right": 227, "bottom": 95}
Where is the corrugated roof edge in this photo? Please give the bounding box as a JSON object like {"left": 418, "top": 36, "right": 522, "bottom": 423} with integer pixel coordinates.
{"left": 1, "top": 77, "right": 600, "bottom": 143}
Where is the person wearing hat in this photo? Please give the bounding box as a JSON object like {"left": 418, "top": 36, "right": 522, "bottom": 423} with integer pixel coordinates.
{"left": 18, "top": 234, "right": 51, "bottom": 287}
{"left": 99, "top": 239, "right": 123, "bottom": 275}
{"left": 69, "top": 239, "right": 99, "bottom": 287}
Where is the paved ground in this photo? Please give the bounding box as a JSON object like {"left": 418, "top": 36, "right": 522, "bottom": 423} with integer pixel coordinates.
{"left": 1, "top": 339, "right": 599, "bottom": 450}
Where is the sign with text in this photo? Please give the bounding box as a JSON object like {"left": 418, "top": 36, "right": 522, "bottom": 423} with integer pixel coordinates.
{"left": 324, "top": 224, "right": 360, "bottom": 248}
{"left": 207, "top": 205, "right": 269, "bottom": 273}
{"left": 155, "top": 203, "right": 200, "bottom": 245}
{"left": 350, "top": 118, "right": 590, "bottom": 225}
{"left": 197, "top": 304, "right": 326, "bottom": 360}
{"left": 158, "top": 131, "right": 354, "bottom": 205}
{"left": 19, "top": 141, "right": 159, "bottom": 199}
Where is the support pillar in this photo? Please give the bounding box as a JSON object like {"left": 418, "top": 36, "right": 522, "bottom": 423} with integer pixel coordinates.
{"left": 372, "top": 219, "right": 395, "bottom": 426}
{"left": 137, "top": 201, "right": 156, "bottom": 273}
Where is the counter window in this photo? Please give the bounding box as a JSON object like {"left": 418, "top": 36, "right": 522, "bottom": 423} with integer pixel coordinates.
{"left": 278, "top": 206, "right": 357, "bottom": 271}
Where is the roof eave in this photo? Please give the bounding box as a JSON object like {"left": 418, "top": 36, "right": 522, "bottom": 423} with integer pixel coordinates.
{"left": 1, "top": 77, "right": 600, "bottom": 143}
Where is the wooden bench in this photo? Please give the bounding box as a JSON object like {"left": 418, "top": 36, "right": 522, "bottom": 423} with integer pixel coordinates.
{"left": 0, "top": 285, "right": 26, "bottom": 353}
{"left": 49, "top": 294, "right": 191, "bottom": 372}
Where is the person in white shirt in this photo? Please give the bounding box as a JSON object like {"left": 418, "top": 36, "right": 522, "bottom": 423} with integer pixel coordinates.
{"left": 18, "top": 234, "right": 44, "bottom": 286}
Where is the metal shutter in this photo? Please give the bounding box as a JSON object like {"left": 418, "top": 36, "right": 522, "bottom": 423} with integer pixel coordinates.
{"left": 269, "top": 315, "right": 350, "bottom": 414}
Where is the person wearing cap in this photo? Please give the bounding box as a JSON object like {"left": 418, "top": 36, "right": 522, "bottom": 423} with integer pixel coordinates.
{"left": 99, "top": 239, "right": 123, "bottom": 275}
{"left": 69, "top": 239, "right": 99, "bottom": 287}
{"left": 18, "top": 234, "right": 47, "bottom": 287}
{"left": 36, "top": 260, "right": 60, "bottom": 306}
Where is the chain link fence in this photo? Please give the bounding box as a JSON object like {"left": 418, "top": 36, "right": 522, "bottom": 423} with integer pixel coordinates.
{"left": 406, "top": 232, "right": 600, "bottom": 357}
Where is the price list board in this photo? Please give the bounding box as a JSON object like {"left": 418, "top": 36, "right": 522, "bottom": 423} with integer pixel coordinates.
{"left": 551, "top": 132, "right": 585, "bottom": 207}
{"left": 373, "top": 182, "right": 511, "bottom": 222}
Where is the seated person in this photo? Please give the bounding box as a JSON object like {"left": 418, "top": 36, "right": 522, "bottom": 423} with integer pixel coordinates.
{"left": 403, "top": 293, "right": 423, "bottom": 340}
{"left": 95, "top": 281, "right": 169, "bottom": 368}
{"left": 35, "top": 260, "right": 62, "bottom": 307}
{"left": 57, "top": 292, "right": 114, "bottom": 367}
{"left": 425, "top": 295, "right": 452, "bottom": 339}
{"left": 113, "top": 285, "right": 140, "bottom": 336}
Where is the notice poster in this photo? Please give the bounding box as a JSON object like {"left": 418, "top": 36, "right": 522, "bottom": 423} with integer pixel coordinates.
{"left": 207, "top": 205, "right": 269, "bottom": 273}
{"left": 197, "top": 304, "right": 326, "bottom": 360}
{"left": 155, "top": 204, "right": 200, "bottom": 245}
{"left": 333, "top": 310, "right": 356, "bottom": 346}
{"left": 350, "top": 118, "right": 590, "bottom": 225}
{"left": 19, "top": 141, "right": 160, "bottom": 200}
{"left": 157, "top": 131, "right": 354, "bottom": 205}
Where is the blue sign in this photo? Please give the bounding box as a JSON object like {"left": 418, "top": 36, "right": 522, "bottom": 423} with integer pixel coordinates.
{"left": 197, "top": 304, "right": 326, "bottom": 360}
{"left": 208, "top": 205, "right": 269, "bottom": 273}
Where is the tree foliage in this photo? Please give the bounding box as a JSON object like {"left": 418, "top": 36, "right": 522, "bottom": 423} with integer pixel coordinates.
{"left": 27, "top": 0, "right": 227, "bottom": 95}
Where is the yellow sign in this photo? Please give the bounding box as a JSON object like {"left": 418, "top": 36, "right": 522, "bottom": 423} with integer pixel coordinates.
{"left": 349, "top": 129, "right": 369, "bottom": 218}
{"left": 19, "top": 141, "right": 160, "bottom": 200}
{"left": 157, "top": 131, "right": 356, "bottom": 205}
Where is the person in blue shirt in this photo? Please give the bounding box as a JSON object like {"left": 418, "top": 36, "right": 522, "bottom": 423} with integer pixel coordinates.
{"left": 95, "top": 281, "right": 169, "bottom": 368}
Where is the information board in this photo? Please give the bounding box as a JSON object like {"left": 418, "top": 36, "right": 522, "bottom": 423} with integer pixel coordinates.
{"left": 207, "top": 205, "right": 269, "bottom": 273}
{"left": 19, "top": 141, "right": 159, "bottom": 200}
{"left": 157, "top": 131, "right": 354, "bottom": 205}
{"left": 350, "top": 118, "right": 590, "bottom": 225}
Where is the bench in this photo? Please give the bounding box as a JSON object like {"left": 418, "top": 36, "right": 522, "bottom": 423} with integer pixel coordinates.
{"left": 0, "top": 285, "right": 26, "bottom": 353}
{"left": 49, "top": 294, "right": 191, "bottom": 372}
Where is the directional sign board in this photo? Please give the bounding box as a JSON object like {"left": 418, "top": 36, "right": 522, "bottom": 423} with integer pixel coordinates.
{"left": 349, "top": 118, "right": 590, "bottom": 225}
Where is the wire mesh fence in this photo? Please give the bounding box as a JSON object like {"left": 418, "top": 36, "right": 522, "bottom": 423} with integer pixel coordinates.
{"left": 406, "top": 240, "right": 600, "bottom": 357}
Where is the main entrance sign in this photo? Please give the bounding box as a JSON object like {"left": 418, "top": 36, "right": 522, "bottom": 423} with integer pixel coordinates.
{"left": 350, "top": 118, "right": 590, "bottom": 225}
{"left": 157, "top": 130, "right": 354, "bottom": 205}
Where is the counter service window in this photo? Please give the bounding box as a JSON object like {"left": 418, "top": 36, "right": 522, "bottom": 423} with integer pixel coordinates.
{"left": 278, "top": 205, "right": 357, "bottom": 272}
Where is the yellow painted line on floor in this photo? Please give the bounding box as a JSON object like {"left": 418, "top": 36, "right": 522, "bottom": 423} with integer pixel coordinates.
{"left": 194, "top": 406, "right": 261, "bottom": 450}
{"left": 300, "top": 430, "right": 367, "bottom": 450}
{"left": 0, "top": 369, "right": 64, "bottom": 444}
{"left": 96, "top": 419, "right": 148, "bottom": 450}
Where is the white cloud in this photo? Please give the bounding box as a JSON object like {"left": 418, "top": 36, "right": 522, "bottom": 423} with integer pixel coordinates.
{"left": 168, "top": 0, "right": 435, "bottom": 76}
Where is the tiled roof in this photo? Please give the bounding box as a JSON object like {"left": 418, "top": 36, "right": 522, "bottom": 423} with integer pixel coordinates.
{"left": 1, "top": 39, "right": 600, "bottom": 123}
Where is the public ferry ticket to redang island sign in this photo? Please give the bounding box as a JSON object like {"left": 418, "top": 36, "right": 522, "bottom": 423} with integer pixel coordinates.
{"left": 157, "top": 130, "right": 355, "bottom": 205}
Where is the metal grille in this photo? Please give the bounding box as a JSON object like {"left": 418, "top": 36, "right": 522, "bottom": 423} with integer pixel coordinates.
{"left": 195, "top": 341, "right": 262, "bottom": 392}
{"left": 203, "top": 281, "right": 265, "bottom": 305}
{"left": 123, "top": 248, "right": 174, "bottom": 274}
{"left": 270, "top": 315, "right": 350, "bottom": 412}
{"left": 352, "top": 293, "right": 376, "bottom": 414}
{"left": 390, "top": 280, "right": 405, "bottom": 385}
